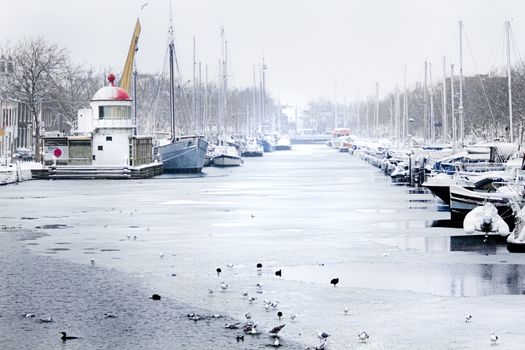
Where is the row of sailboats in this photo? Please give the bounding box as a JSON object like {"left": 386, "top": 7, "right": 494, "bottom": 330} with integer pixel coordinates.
{"left": 341, "top": 21, "right": 525, "bottom": 251}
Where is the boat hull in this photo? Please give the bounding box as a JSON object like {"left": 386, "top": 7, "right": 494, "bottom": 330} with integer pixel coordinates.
{"left": 157, "top": 137, "right": 208, "bottom": 173}
{"left": 260, "top": 140, "right": 274, "bottom": 152}
{"left": 242, "top": 151, "right": 263, "bottom": 157}
{"left": 507, "top": 243, "right": 525, "bottom": 253}
{"left": 213, "top": 155, "right": 242, "bottom": 167}
{"left": 424, "top": 184, "right": 451, "bottom": 205}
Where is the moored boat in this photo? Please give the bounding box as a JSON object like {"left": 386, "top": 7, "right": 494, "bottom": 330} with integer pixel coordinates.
{"left": 242, "top": 138, "right": 264, "bottom": 157}
{"left": 156, "top": 136, "right": 208, "bottom": 173}
{"left": 212, "top": 146, "right": 242, "bottom": 167}
{"left": 275, "top": 137, "right": 292, "bottom": 151}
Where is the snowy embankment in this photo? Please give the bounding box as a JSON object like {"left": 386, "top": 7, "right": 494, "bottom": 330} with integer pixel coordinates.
{"left": 0, "top": 162, "right": 41, "bottom": 185}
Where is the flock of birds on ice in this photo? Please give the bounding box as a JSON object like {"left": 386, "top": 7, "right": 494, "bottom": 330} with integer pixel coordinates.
{"left": 62, "top": 254, "right": 497, "bottom": 348}
{"left": 19, "top": 209, "right": 502, "bottom": 348}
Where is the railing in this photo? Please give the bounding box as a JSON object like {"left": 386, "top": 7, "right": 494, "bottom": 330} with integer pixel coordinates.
{"left": 93, "top": 119, "right": 134, "bottom": 129}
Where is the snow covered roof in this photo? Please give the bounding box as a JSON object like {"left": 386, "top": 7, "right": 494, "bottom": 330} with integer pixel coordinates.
{"left": 91, "top": 73, "right": 131, "bottom": 101}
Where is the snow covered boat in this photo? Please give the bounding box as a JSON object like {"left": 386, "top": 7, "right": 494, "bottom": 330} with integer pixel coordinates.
{"left": 450, "top": 184, "right": 521, "bottom": 230}
{"left": 463, "top": 203, "right": 510, "bottom": 237}
{"left": 275, "top": 137, "right": 292, "bottom": 151}
{"left": 242, "top": 139, "right": 264, "bottom": 157}
{"left": 212, "top": 146, "right": 242, "bottom": 167}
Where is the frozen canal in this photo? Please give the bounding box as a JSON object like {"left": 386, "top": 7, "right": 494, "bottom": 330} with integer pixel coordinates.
{"left": 2, "top": 144, "right": 525, "bottom": 349}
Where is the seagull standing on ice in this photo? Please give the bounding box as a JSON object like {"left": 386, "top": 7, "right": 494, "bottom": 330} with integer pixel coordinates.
{"left": 216, "top": 267, "right": 222, "bottom": 276}
{"left": 220, "top": 282, "right": 228, "bottom": 291}
{"left": 344, "top": 307, "right": 349, "bottom": 315}
{"left": 224, "top": 322, "right": 241, "bottom": 329}
{"left": 330, "top": 278, "right": 339, "bottom": 287}
{"left": 358, "top": 331, "right": 369, "bottom": 343}
{"left": 208, "top": 288, "right": 214, "bottom": 296}
{"left": 90, "top": 258, "right": 95, "bottom": 265}
{"left": 290, "top": 314, "right": 296, "bottom": 321}
{"left": 465, "top": 313, "right": 472, "bottom": 323}
{"left": 490, "top": 333, "right": 498, "bottom": 345}
{"left": 268, "top": 324, "right": 285, "bottom": 337}
{"left": 248, "top": 296, "right": 257, "bottom": 303}
{"left": 317, "top": 331, "right": 330, "bottom": 341}
{"left": 242, "top": 291, "right": 248, "bottom": 298}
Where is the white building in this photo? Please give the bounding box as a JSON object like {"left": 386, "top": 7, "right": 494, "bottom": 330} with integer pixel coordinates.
{"left": 43, "top": 74, "right": 153, "bottom": 169}
{"left": 76, "top": 73, "right": 136, "bottom": 166}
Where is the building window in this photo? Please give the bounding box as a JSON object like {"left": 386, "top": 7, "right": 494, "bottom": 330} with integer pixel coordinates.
{"left": 106, "top": 136, "right": 112, "bottom": 141}
{"left": 98, "top": 145, "right": 103, "bottom": 151}
{"left": 99, "top": 106, "right": 131, "bottom": 120}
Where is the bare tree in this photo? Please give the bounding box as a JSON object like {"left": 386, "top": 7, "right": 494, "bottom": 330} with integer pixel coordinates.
{"left": 0, "top": 37, "right": 67, "bottom": 160}
{"left": 50, "top": 63, "right": 101, "bottom": 131}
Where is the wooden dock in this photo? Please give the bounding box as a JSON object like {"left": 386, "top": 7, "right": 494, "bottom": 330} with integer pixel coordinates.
{"left": 31, "top": 162, "right": 163, "bottom": 180}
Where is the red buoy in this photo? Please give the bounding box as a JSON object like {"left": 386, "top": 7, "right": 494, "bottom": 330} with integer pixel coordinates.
{"left": 107, "top": 73, "right": 116, "bottom": 86}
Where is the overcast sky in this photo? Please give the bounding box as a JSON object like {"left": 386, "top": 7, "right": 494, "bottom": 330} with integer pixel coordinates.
{"left": 2, "top": 0, "right": 525, "bottom": 107}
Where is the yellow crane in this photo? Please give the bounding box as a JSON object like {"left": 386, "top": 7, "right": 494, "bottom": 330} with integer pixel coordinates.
{"left": 120, "top": 18, "right": 141, "bottom": 93}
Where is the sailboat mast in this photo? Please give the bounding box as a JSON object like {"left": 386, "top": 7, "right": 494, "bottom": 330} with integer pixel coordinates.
{"left": 506, "top": 20, "right": 514, "bottom": 143}
{"left": 389, "top": 95, "right": 393, "bottom": 138}
{"left": 403, "top": 65, "right": 408, "bottom": 140}
{"left": 204, "top": 63, "right": 208, "bottom": 136}
{"left": 374, "top": 82, "right": 379, "bottom": 137}
{"left": 343, "top": 95, "right": 347, "bottom": 128}
{"left": 192, "top": 36, "right": 197, "bottom": 133}
{"left": 423, "top": 61, "right": 428, "bottom": 141}
{"left": 451, "top": 64, "right": 456, "bottom": 152}
{"left": 356, "top": 99, "right": 360, "bottom": 135}
{"left": 458, "top": 20, "right": 464, "bottom": 144}
{"left": 252, "top": 65, "right": 257, "bottom": 136}
{"left": 334, "top": 78, "right": 338, "bottom": 130}
{"left": 261, "top": 58, "right": 267, "bottom": 133}
{"left": 366, "top": 97, "right": 370, "bottom": 138}
{"left": 442, "top": 56, "right": 447, "bottom": 143}
{"left": 198, "top": 61, "right": 202, "bottom": 135}
{"left": 224, "top": 39, "right": 229, "bottom": 135}
{"left": 168, "top": 42, "right": 176, "bottom": 138}
{"left": 395, "top": 86, "right": 400, "bottom": 141}
{"left": 429, "top": 63, "right": 435, "bottom": 143}
{"left": 218, "top": 59, "right": 222, "bottom": 139}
